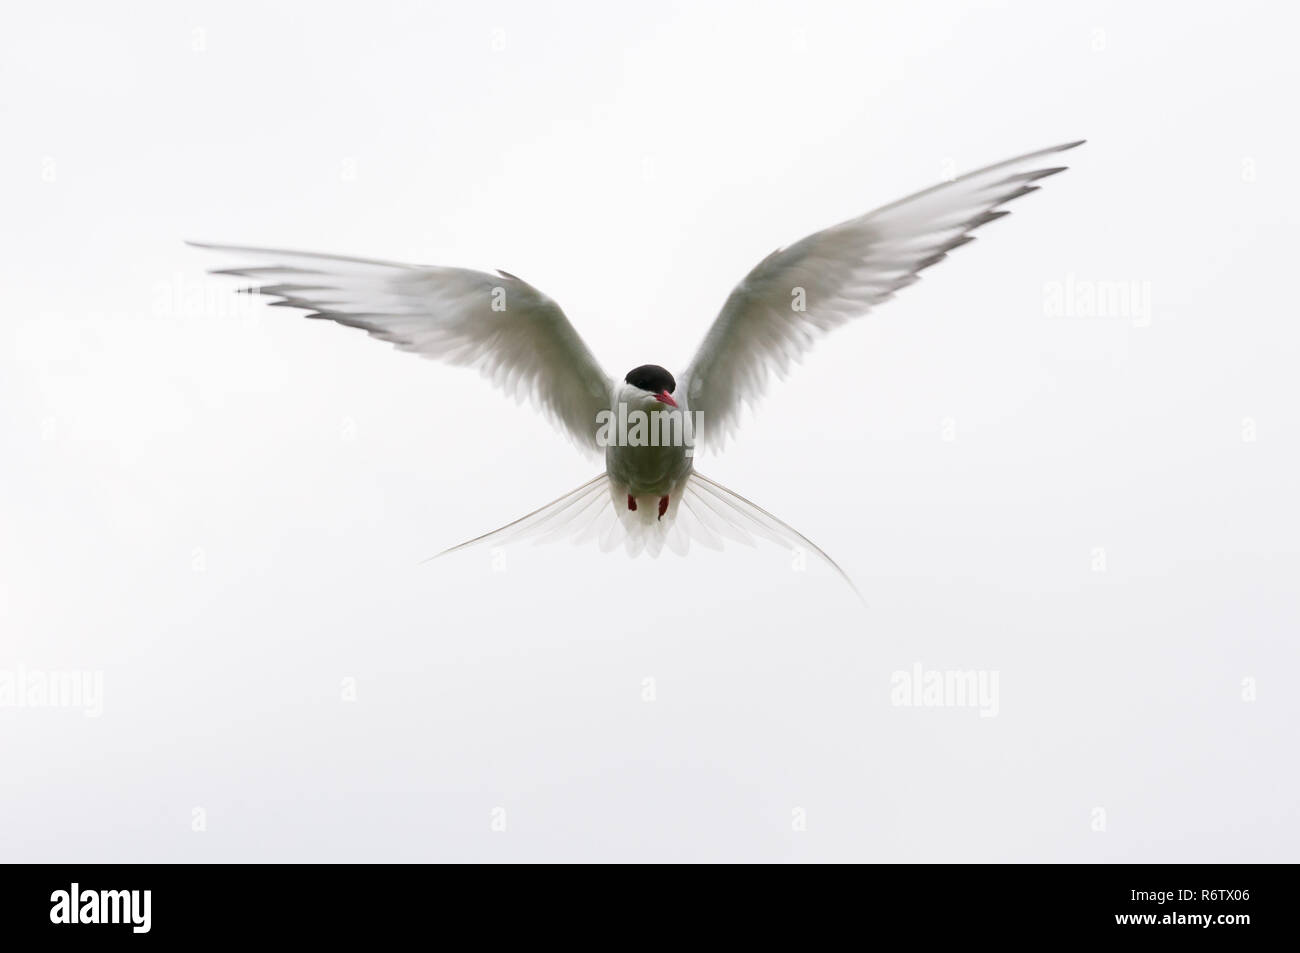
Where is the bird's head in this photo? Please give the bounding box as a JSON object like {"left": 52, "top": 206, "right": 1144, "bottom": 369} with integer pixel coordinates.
{"left": 621, "top": 364, "right": 678, "bottom": 409}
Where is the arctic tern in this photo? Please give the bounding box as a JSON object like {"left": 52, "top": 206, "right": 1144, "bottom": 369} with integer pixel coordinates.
{"left": 192, "top": 140, "right": 1083, "bottom": 590}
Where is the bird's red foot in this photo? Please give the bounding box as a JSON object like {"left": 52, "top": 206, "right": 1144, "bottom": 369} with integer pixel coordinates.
{"left": 658, "top": 495, "right": 669, "bottom": 520}
{"left": 627, "top": 494, "right": 637, "bottom": 511}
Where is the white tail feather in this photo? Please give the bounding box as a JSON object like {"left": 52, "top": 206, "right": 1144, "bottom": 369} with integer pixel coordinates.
{"left": 429, "top": 471, "right": 862, "bottom": 601}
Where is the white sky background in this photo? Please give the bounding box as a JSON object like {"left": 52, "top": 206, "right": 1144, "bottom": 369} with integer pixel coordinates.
{"left": 1, "top": 0, "right": 1296, "bottom": 862}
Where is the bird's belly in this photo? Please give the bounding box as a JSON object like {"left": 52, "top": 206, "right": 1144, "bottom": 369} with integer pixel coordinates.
{"left": 605, "top": 440, "right": 690, "bottom": 496}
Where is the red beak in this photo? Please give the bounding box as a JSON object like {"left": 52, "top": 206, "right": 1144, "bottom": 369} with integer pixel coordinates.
{"left": 655, "top": 390, "right": 678, "bottom": 408}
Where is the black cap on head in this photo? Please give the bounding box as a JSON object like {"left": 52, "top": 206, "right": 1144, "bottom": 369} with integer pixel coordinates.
{"left": 625, "top": 364, "right": 676, "bottom": 394}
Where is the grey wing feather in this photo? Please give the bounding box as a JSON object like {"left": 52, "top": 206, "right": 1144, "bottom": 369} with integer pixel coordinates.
{"left": 682, "top": 141, "right": 1084, "bottom": 450}
{"left": 190, "top": 241, "right": 612, "bottom": 455}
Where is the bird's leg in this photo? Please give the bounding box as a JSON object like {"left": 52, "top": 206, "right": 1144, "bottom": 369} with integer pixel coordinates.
{"left": 658, "top": 495, "right": 669, "bottom": 520}
{"left": 627, "top": 494, "right": 637, "bottom": 512}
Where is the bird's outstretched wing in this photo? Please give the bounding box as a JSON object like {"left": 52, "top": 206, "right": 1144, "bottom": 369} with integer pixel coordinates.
{"left": 681, "top": 140, "right": 1084, "bottom": 450}
{"left": 189, "top": 242, "right": 613, "bottom": 455}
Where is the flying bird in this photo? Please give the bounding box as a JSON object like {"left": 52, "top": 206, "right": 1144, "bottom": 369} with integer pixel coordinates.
{"left": 192, "top": 140, "right": 1083, "bottom": 593}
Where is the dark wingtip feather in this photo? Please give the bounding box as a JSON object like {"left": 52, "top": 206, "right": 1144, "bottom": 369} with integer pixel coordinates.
{"left": 1001, "top": 184, "right": 1041, "bottom": 203}
{"left": 969, "top": 209, "right": 1011, "bottom": 229}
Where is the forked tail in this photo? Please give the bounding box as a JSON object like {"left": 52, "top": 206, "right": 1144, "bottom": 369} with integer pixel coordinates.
{"left": 427, "top": 473, "right": 613, "bottom": 559}
{"left": 683, "top": 472, "right": 862, "bottom": 601}
{"left": 429, "top": 471, "right": 863, "bottom": 602}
